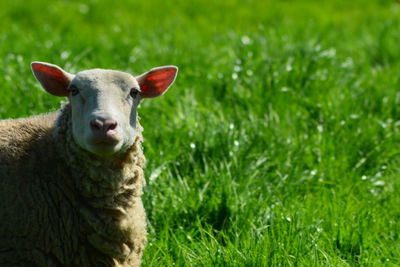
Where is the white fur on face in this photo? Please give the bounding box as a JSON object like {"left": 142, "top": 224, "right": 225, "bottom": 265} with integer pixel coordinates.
{"left": 69, "top": 69, "right": 141, "bottom": 157}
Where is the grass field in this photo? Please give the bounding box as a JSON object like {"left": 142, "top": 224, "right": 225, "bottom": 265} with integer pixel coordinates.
{"left": 1, "top": 0, "right": 400, "bottom": 265}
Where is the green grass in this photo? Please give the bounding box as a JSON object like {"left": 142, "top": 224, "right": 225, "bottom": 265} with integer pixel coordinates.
{"left": 1, "top": 0, "right": 400, "bottom": 265}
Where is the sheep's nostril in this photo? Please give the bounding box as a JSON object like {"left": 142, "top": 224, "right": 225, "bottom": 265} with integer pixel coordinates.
{"left": 105, "top": 120, "right": 118, "bottom": 132}
{"left": 90, "top": 119, "right": 117, "bottom": 135}
{"left": 90, "top": 120, "right": 103, "bottom": 132}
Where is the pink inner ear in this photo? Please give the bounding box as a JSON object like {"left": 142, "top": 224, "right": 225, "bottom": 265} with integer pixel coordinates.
{"left": 32, "top": 63, "right": 70, "bottom": 97}
{"left": 140, "top": 67, "right": 177, "bottom": 98}
{"left": 147, "top": 70, "right": 175, "bottom": 82}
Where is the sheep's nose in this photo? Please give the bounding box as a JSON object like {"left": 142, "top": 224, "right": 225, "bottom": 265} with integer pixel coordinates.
{"left": 90, "top": 119, "right": 118, "bottom": 135}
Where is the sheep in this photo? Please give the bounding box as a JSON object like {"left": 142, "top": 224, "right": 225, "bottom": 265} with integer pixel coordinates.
{"left": 0, "top": 61, "right": 178, "bottom": 267}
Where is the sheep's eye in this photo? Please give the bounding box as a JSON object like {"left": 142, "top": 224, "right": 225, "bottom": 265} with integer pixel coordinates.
{"left": 130, "top": 88, "right": 140, "bottom": 99}
{"left": 69, "top": 86, "right": 79, "bottom": 96}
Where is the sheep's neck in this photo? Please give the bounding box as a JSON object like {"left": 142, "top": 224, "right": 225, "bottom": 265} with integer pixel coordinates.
{"left": 53, "top": 103, "right": 146, "bottom": 210}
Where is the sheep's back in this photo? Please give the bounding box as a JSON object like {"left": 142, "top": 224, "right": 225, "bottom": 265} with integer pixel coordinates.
{"left": 0, "top": 113, "right": 57, "bottom": 160}
{"left": 0, "top": 113, "right": 80, "bottom": 266}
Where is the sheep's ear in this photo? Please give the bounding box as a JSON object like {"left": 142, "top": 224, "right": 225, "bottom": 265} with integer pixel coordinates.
{"left": 136, "top": 66, "right": 178, "bottom": 98}
{"left": 31, "top": 62, "right": 74, "bottom": 97}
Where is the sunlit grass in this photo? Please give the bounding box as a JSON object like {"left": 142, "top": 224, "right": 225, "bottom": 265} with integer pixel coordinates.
{"left": 1, "top": 0, "right": 400, "bottom": 265}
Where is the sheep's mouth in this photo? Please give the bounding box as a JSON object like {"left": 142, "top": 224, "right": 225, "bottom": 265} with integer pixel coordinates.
{"left": 91, "top": 138, "right": 119, "bottom": 146}
{"left": 86, "top": 136, "right": 122, "bottom": 156}
{"left": 89, "top": 132, "right": 120, "bottom": 145}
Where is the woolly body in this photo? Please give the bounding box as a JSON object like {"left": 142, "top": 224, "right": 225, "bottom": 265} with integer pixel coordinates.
{"left": 0, "top": 105, "right": 146, "bottom": 266}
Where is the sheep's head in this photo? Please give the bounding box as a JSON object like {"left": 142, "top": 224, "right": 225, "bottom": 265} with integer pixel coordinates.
{"left": 31, "top": 62, "right": 178, "bottom": 157}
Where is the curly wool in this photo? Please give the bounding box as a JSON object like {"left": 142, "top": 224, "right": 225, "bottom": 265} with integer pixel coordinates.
{"left": 0, "top": 104, "right": 147, "bottom": 267}
{"left": 54, "top": 103, "right": 147, "bottom": 265}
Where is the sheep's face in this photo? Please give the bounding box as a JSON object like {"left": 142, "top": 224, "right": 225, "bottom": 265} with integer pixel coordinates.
{"left": 68, "top": 70, "right": 140, "bottom": 156}
{"left": 31, "top": 62, "right": 178, "bottom": 157}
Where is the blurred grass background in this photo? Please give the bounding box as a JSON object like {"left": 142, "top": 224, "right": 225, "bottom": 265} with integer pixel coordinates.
{"left": 1, "top": 0, "right": 400, "bottom": 265}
